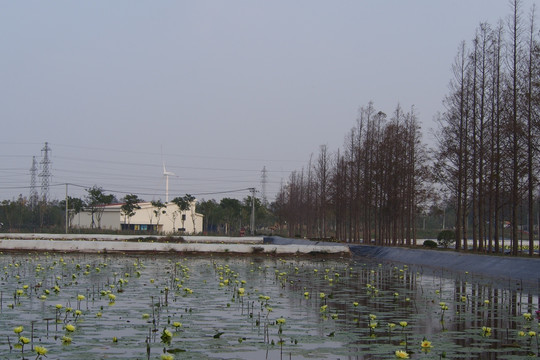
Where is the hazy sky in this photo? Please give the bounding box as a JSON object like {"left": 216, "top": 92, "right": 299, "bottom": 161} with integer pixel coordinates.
{"left": 1, "top": 1, "right": 536, "bottom": 204}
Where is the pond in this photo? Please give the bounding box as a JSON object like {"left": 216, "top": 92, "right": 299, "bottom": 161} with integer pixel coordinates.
{"left": 0, "top": 252, "right": 538, "bottom": 359}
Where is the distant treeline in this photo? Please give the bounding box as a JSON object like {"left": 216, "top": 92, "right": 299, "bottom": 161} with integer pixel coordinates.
{"left": 0, "top": 194, "right": 277, "bottom": 236}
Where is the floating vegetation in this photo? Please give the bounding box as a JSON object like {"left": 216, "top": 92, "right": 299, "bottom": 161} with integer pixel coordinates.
{"left": 0, "top": 252, "right": 538, "bottom": 359}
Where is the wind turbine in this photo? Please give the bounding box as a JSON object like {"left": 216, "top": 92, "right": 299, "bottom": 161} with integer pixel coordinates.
{"left": 163, "top": 161, "right": 175, "bottom": 203}
{"left": 161, "top": 146, "right": 175, "bottom": 203}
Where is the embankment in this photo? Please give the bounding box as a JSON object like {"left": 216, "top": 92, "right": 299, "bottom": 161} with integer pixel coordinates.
{"left": 0, "top": 234, "right": 350, "bottom": 257}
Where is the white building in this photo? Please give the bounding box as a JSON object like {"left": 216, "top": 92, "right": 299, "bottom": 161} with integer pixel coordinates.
{"left": 72, "top": 201, "right": 203, "bottom": 234}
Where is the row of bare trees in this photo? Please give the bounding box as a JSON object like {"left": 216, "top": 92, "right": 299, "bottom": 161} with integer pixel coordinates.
{"left": 274, "top": 2, "right": 539, "bottom": 254}
{"left": 274, "top": 103, "right": 429, "bottom": 244}
{"left": 436, "top": 1, "right": 539, "bottom": 255}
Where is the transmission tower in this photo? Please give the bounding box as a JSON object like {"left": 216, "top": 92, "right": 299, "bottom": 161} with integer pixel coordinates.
{"left": 261, "top": 166, "right": 268, "bottom": 206}
{"left": 39, "top": 142, "right": 52, "bottom": 203}
{"left": 29, "top": 156, "right": 39, "bottom": 208}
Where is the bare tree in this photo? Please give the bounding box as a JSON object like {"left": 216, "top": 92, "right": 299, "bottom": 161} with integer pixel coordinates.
{"left": 508, "top": 0, "right": 525, "bottom": 255}
{"left": 524, "top": 5, "right": 538, "bottom": 255}
{"left": 315, "top": 145, "right": 331, "bottom": 238}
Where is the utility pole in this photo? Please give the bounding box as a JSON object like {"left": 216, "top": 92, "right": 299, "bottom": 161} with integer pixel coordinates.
{"left": 65, "top": 183, "right": 69, "bottom": 234}
{"left": 249, "top": 187, "right": 256, "bottom": 235}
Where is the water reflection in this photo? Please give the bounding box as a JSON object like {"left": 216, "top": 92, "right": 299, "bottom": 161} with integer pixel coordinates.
{"left": 0, "top": 253, "right": 537, "bottom": 359}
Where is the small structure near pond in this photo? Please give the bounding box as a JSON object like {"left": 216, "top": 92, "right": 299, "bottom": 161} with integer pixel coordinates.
{"left": 72, "top": 201, "right": 203, "bottom": 234}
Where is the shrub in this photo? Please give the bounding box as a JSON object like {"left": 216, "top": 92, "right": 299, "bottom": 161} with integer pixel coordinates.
{"left": 423, "top": 239, "right": 438, "bottom": 248}
{"left": 437, "top": 230, "right": 455, "bottom": 248}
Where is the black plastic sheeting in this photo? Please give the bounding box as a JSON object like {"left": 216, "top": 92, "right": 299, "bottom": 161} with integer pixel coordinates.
{"left": 263, "top": 236, "right": 540, "bottom": 289}
{"left": 351, "top": 245, "right": 540, "bottom": 286}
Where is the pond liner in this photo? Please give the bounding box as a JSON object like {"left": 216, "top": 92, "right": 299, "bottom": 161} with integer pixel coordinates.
{"left": 263, "top": 237, "right": 540, "bottom": 289}
{"left": 349, "top": 244, "right": 540, "bottom": 288}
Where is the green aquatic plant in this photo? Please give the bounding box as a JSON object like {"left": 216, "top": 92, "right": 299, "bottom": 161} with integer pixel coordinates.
{"left": 481, "top": 326, "right": 492, "bottom": 337}
{"left": 61, "top": 335, "right": 72, "bottom": 345}
{"left": 17, "top": 335, "right": 30, "bottom": 354}
{"left": 161, "top": 328, "right": 173, "bottom": 345}
{"left": 439, "top": 301, "right": 449, "bottom": 324}
{"left": 76, "top": 294, "right": 85, "bottom": 310}
{"left": 420, "top": 339, "right": 432, "bottom": 353}
{"left": 395, "top": 349, "right": 409, "bottom": 358}
{"left": 399, "top": 321, "right": 407, "bottom": 328}
{"left": 398, "top": 321, "right": 409, "bottom": 349}
{"left": 34, "top": 345, "right": 48, "bottom": 359}
{"left": 387, "top": 322, "right": 396, "bottom": 340}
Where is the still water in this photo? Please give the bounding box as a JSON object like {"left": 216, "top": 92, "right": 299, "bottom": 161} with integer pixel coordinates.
{"left": 0, "top": 252, "right": 538, "bottom": 359}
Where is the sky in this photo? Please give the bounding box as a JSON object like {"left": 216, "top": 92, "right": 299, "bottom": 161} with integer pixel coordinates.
{"left": 0, "top": 1, "right": 537, "bottom": 204}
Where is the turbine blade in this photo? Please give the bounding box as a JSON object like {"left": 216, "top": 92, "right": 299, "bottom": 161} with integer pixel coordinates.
{"left": 161, "top": 145, "right": 166, "bottom": 174}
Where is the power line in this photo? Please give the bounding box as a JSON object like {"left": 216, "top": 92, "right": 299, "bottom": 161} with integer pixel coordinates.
{"left": 52, "top": 183, "right": 255, "bottom": 198}
{"left": 52, "top": 142, "right": 307, "bottom": 164}
{"left": 0, "top": 185, "right": 35, "bottom": 190}
{"left": 54, "top": 154, "right": 292, "bottom": 174}
{"left": 191, "top": 188, "right": 254, "bottom": 197}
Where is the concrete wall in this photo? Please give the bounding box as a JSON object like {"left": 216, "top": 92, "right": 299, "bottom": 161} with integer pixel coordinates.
{"left": 151, "top": 202, "right": 203, "bottom": 234}
{"left": 73, "top": 208, "right": 121, "bottom": 230}
{"left": 0, "top": 238, "right": 350, "bottom": 256}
